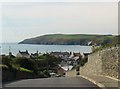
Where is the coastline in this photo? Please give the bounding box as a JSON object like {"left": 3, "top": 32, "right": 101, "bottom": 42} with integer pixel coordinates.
{"left": 1, "top": 43, "right": 92, "bottom": 56}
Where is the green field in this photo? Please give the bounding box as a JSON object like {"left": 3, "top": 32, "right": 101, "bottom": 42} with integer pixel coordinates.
{"left": 19, "top": 34, "right": 118, "bottom": 46}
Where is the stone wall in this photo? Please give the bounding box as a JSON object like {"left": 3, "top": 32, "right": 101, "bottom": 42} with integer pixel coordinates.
{"left": 80, "top": 46, "right": 120, "bottom": 79}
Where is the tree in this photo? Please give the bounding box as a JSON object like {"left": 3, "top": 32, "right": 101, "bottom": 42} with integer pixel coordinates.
{"left": 14, "top": 58, "right": 38, "bottom": 74}
{"left": 2, "top": 56, "right": 12, "bottom": 68}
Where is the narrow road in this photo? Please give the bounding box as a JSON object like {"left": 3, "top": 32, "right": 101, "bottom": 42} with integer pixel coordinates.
{"left": 3, "top": 77, "right": 100, "bottom": 89}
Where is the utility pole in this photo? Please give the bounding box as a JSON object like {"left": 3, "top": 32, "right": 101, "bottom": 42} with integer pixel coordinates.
{"left": 76, "top": 58, "right": 80, "bottom": 76}
{"left": 76, "top": 65, "right": 80, "bottom": 76}
{"left": 46, "top": 54, "right": 49, "bottom": 76}
{"left": 9, "top": 46, "right": 11, "bottom": 53}
{"left": 67, "top": 60, "right": 69, "bottom": 71}
{"left": 8, "top": 46, "right": 11, "bottom": 58}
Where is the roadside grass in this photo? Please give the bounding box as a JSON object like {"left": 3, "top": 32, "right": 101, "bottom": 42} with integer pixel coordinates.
{"left": 19, "top": 67, "right": 33, "bottom": 73}
{"left": 0, "top": 64, "right": 33, "bottom": 73}
{"left": 0, "top": 64, "right": 8, "bottom": 69}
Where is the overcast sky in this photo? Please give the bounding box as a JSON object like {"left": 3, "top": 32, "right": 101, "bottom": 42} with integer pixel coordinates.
{"left": 1, "top": 1, "right": 118, "bottom": 43}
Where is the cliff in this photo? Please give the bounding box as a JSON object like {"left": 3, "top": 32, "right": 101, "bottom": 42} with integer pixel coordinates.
{"left": 19, "top": 34, "right": 116, "bottom": 45}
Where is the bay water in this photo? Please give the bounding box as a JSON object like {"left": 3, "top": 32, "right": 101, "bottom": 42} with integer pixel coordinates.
{"left": 0, "top": 43, "right": 92, "bottom": 56}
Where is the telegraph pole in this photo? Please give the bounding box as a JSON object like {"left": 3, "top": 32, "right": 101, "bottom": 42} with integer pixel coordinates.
{"left": 8, "top": 46, "right": 11, "bottom": 58}
{"left": 9, "top": 46, "right": 11, "bottom": 53}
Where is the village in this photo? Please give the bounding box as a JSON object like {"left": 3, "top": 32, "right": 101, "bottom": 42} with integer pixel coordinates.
{"left": 17, "top": 50, "right": 90, "bottom": 77}
{"left": 1, "top": 49, "right": 90, "bottom": 79}
{"left": 1, "top": 1, "right": 119, "bottom": 87}
{"left": 1, "top": 41, "right": 97, "bottom": 81}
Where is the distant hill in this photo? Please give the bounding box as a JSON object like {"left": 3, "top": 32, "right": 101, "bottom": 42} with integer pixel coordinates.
{"left": 19, "top": 34, "right": 117, "bottom": 45}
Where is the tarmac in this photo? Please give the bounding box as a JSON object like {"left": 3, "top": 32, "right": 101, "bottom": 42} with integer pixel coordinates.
{"left": 66, "top": 69, "right": 120, "bottom": 89}
{"left": 3, "top": 77, "right": 100, "bottom": 88}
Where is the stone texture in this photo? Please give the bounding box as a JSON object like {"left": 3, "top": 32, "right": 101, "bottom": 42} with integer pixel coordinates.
{"left": 80, "top": 46, "right": 119, "bottom": 79}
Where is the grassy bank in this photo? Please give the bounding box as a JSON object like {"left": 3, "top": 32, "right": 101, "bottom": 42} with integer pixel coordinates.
{"left": 1, "top": 54, "right": 62, "bottom": 82}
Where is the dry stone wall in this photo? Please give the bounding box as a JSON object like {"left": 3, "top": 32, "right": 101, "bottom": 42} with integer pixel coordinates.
{"left": 80, "top": 46, "right": 120, "bottom": 79}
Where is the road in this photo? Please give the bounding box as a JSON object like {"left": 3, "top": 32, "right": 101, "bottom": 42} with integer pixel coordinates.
{"left": 3, "top": 77, "right": 100, "bottom": 89}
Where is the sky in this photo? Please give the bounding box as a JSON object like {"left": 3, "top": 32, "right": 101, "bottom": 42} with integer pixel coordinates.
{"left": 1, "top": 1, "right": 118, "bottom": 43}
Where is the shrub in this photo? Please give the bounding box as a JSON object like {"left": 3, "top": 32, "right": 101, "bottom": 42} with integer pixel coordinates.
{"left": 19, "top": 67, "right": 33, "bottom": 73}
{"left": 14, "top": 58, "right": 37, "bottom": 71}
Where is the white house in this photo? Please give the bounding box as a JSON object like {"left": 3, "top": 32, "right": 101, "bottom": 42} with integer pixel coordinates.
{"left": 16, "top": 50, "right": 30, "bottom": 58}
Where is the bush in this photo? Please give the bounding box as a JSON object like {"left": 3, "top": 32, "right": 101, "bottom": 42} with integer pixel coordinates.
{"left": 14, "top": 58, "right": 37, "bottom": 71}
{"left": 2, "top": 56, "right": 12, "bottom": 67}
{"left": 80, "top": 58, "right": 88, "bottom": 67}
{"left": 19, "top": 67, "right": 33, "bottom": 73}
{"left": 0, "top": 64, "right": 9, "bottom": 70}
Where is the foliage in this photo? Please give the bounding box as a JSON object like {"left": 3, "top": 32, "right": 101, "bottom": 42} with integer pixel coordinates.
{"left": 2, "top": 53, "right": 62, "bottom": 79}
{"left": 2, "top": 56, "right": 12, "bottom": 68}
{"left": 0, "top": 64, "right": 9, "bottom": 69}
{"left": 44, "top": 54, "right": 62, "bottom": 67}
{"left": 91, "top": 35, "right": 119, "bottom": 53}
{"left": 38, "top": 55, "right": 46, "bottom": 59}
{"left": 19, "top": 67, "right": 33, "bottom": 73}
{"left": 80, "top": 58, "right": 88, "bottom": 67}
{"left": 13, "top": 57, "right": 38, "bottom": 74}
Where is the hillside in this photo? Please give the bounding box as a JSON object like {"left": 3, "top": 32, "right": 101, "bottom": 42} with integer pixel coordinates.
{"left": 19, "top": 34, "right": 117, "bottom": 45}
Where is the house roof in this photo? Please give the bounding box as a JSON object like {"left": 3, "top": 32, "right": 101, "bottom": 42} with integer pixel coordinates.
{"left": 69, "top": 52, "right": 74, "bottom": 59}
{"left": 61, "top": 66, "right": 73, "bottom": 71}
{"left": 88, "top": 41, "right": 93, "bottom": 45}
{"left": 31, "top": 53, "right": 38, "bottom": 56}
{"left": 83, "top": 53, "right": 91, "bottom": 56}
{"left": 60, "top": 61, "right": 67, "bottom": 66}
{"left": 19, "top": 50, "right": 30, "bottom": 56}
{"left": 72, "top": 56, "right": 79, "bottom": 61}
{"left": 50, "top": 52, "right": 70, "bottom": 56}
{"left": 73, "top": 52, "right": 82, "bottom": 57}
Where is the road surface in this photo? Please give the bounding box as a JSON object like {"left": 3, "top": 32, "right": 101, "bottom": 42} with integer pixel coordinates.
{"left": 3, "top": 77, "right": 100, "bottom": 89}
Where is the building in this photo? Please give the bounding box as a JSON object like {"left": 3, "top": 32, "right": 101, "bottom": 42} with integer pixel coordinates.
{"left": 56, "top": 66, "right": 66, "bottom": 76}
{"left": 16, "top": 50, "right": 30, "bottom": 58}
{"left": 73, "top": 52, "right": 82, "bottom": 57}
{"left": 8, "top": 52, "right": 15, "bottom": 58}
{"left": 68, "top": 52, "right": 82, "bottom": 66}
{"left": 83, "top": 53, "right": 91, "bottom": 60}
{"left": 88, "top": 41, "right": 97, "bottom": 46}
{"left": 31, "top": 51, "right": 39, "bottom": 58}
{"left": 50, "top": 52, "right": 70, "bottom": 59}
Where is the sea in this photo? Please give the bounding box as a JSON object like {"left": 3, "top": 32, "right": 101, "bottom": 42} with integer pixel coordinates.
{"left": 0, "top": 43, "right": 92, "bottom": 56}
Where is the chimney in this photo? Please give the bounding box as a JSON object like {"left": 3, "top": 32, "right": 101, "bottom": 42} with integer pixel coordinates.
{"left": 26, "top": 50, "right": 28, "bottom": 53}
